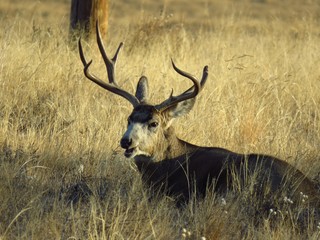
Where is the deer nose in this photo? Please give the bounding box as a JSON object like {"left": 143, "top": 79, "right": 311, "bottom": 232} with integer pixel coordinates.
{"left": 120, "top": 138, "right": 132, "bottom": 149}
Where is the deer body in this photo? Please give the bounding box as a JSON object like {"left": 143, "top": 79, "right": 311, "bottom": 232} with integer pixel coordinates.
{"left": 78, "top": 23, "right": 319, "bottom": 207}
{"left": 135, "top": 145, "right": 319, "bottom": 205}
{"left": 127, "top": 109, "right": 319, "bottom": 206}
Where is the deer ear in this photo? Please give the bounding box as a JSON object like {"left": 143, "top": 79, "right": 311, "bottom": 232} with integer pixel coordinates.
{"left": 164, "top": 98, "right": 196, "bottom": 119}
{"left": 135, "top": 76, "right": 149, "bottom": 103}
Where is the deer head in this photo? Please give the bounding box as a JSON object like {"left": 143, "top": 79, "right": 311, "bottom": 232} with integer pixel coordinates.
{"left": 78, "top": 23, "right": 208, "bottom": 160}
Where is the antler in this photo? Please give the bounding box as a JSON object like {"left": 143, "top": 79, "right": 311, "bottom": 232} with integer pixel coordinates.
{"left": 155, "top": 60, "right": 208, "bottom": 112}
{"left": 78, "top": 22, "right": 139, "bottom": 107}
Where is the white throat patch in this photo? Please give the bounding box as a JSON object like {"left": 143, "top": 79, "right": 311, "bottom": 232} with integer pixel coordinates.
{"left": 122, "top": 122, "right": 154, "bottom": 158}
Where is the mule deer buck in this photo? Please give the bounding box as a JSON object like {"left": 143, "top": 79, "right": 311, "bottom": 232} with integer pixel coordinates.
{"left": 78, "top": 24, "right": 319, "bottom": 208}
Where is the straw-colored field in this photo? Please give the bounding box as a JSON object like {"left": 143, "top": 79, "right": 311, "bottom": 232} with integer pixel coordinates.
{"left": 1, "top": 0, "right": 320, "bottom": 239}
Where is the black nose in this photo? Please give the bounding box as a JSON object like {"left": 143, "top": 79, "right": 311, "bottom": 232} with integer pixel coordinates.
{"left": 120, "top": 138, "right": 132, "bottom": 149}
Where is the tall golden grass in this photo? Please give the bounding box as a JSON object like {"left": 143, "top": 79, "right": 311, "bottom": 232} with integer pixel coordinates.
{"left": 1, "top": 0, "right": 320, "bottom": 239}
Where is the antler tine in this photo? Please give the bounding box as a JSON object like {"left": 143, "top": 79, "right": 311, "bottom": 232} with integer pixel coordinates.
{"left": 155, "top": 60, "right": 208, "bottom": 112}
{"left": 78, "top": 37, "right": 88, "bottom": 66}
{"left": 181, "top": 65, "right": 208, "bottom": 94}
{"left": 78, "top": 31, "right": 139, "bottom": 107}
{"left": 78, "top": 37, "right": 103, "bottom": 81}
{"left": 96, "top": 21, "right": 123, "bottom": 86}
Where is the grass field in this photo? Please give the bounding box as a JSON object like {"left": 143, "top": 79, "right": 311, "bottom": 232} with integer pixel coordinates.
{"left": 1, "top": 0, "right": 320, "bottom": 239}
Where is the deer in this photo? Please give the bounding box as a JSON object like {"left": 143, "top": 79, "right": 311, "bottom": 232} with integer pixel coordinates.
{"left": 78, "top": 23, "right": 319, "bottom": 209}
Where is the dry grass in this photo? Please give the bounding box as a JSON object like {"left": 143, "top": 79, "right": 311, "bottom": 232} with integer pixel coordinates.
{"left": 1, "top": 0, "right": 320, "bottom": 239}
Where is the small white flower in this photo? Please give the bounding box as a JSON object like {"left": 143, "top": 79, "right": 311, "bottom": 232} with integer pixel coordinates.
{"left": 300, "top": 192, "right": 309, "bottom": 200}
{"left": 284, "top": 196, "right": 293, "bottom": 204}
{"left": 269, "top": 209, "right": 277, "bottom": 215}
{"left": 221, "top": 198, "right": 227, "bottom": 206}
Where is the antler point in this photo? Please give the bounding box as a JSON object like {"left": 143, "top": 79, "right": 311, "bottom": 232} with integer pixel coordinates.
{"left": 170, "top": 88, "right": 174, "bottom": 98}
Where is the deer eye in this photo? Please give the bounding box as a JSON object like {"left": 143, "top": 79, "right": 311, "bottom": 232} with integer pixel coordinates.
{"left": 148, "top": 122, "right": 158, "bottom": 129}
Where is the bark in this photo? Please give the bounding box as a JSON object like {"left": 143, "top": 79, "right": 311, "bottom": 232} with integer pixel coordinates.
{"left": 69, "top": 0, "right": 109, "bottom": 41}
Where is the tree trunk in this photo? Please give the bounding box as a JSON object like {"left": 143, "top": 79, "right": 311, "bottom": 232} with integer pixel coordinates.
{"left": 69, "top": 0, "right": 109, "bottom": 41}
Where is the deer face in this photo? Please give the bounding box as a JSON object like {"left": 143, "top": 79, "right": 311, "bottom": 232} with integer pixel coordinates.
{"left": 120, "top": 105, "right": 164, "bottom": 158}
{"left": 120, "top": 97, "right": 202, "bottom": 159}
